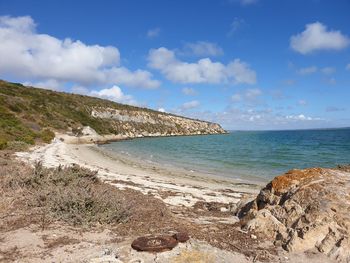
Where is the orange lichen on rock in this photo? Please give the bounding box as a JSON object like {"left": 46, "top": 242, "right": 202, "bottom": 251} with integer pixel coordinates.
{"left": 270, "top": 167, "right": 325, "bottom": 194}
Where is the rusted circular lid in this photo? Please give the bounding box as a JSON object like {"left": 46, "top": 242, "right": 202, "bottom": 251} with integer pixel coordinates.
{"left": 131, "top": 235, "right": 179, "bottom": 252}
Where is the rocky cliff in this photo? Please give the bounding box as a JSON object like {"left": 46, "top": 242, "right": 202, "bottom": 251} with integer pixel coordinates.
{"left": 90, "top": 107, "right": 225, "bottom": 137}
{"left": 0, "top": 80, "right": 226, "bottom": 148}
{"left": 238, "top": 166, "right": 350, "bottom": 262}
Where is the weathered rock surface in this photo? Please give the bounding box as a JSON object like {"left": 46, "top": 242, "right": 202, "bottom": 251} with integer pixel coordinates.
{"left": 91, "top": 107, "right": 226, "bottom": 137}
{"left": 238, "top": 167, "right": 350, "bottom": 262}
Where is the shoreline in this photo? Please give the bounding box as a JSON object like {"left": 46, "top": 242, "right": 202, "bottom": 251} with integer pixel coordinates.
{"left": 16, "top": 138, "right": 262, "bottom": 208}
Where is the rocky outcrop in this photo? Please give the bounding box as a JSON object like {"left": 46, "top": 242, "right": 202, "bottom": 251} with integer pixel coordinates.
{"left": 238, "top": 167, "right": 350, "bottom": 262}
{"left": 91, "top": 107, "right": 226, "bottom": 137}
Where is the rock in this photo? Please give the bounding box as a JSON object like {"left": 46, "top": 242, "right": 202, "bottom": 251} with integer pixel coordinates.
{"left": 172, "top": 232, "right": 190, "bottom": 243}
{"left": 238, "top": 167, "right": 350, "bottom": 262}
{"left": 81, "top": 126, "right": 99, "bottom": 136}
{"left": 250, "top": 234, "right": 257, "bottom": 240}
{"left": 131, "top": 235, "right": 179, "bottom": 252}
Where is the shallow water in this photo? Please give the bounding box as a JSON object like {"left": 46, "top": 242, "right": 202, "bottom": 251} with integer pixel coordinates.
{"left": 100, "top": 128, "right": 350, "bottom": 181}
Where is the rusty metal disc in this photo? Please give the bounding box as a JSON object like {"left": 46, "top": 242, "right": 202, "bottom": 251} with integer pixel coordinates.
{"left": 131, "top": 235, "right": 179, "bottom": 252}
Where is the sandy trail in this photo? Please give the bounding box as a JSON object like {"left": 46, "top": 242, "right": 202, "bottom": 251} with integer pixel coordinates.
{"left": 16, "top": 139, "right": 262, "bottom": 208}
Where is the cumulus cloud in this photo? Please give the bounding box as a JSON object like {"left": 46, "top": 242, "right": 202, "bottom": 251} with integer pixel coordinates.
{"left": 180, "top": 41, "right": 223, "bottom": 57}
{"left": 182, "top": 87, "right": 197, "bottom": 96}
{"left": 148, "top": 47, "right": 256, "bottom": 85}
{"left": 0, "top": 15, "right": 160, "bottom": 89}
{"left": 290, "top": 22, "right": 350, "bottom": 54}
{"left": 297, "top": 66, "right": 318, "bottom": 75}
{"left": 90, "top": 85, "right": 137, "bottom": 105}
{"left": 181, "top": 100, "right": 200, "bottom": 110}
{"left": 147, "top": 27, "right": 160, "bottom": 38}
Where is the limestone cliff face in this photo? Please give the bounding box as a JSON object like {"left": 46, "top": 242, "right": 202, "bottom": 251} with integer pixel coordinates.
{"left": 237, "top": 166, "right": 350, "bottom": 262}
{"left": 90, "top": 107, "right": 226, "bottom": 138}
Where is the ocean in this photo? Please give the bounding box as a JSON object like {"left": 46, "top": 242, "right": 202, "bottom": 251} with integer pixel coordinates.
{"left": 100, "top": 128, "right": 350, "bottom": 182}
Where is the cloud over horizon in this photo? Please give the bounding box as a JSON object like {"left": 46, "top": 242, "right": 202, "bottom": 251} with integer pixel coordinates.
{"left": 148, "top": 47, "right": 257, "bottom": 85}
{"left": 0, "top": 15, "right": 160, "bottom": 89}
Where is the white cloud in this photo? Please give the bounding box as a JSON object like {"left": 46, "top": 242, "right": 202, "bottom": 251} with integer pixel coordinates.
{"left": 245, "top": 88, "right": 262, "bottom": 99}
{"left": 290, "top": 22, "right": 350, "bottom": 54}
{"left": 286, "top": 114, "right": 321, "bottom": 121}
{"left": 105, "top": 67, "right": 160, "bottom": 89}
{"left": 181, "top": 41, "right": 223, "bottom": 57}
{"left": 148, "top": 47, "right": 256, "bottom": 85}
{"left": 182, "top": 87, "right": 197, "bottom": 96}
{"left": 24, "top": 79, "right": 62, "bottom": 91}
{"left": 346, "top": 64, "right": 350, "bottom": 71}
{"left": 71, "top": 85, "right": 90, "bottom": 95}
{"left": 297, "top": 66, "right": 318, "bottom": 75}
{"left": 0, "top": 15, "right": 160, "bottom": 89}
{"left": 231, "top": 88, "right": 262, "bottom": 103}
{"left": 177, "top": 108, "right": 325, "bottom": 130}
{"left": 90, "top": 85, "right": 137, "bottom": 105}
{"left": 147, "top": 27, "right": 160, "bottom": 38}
{"left": 158, "top": 108, "right": 165, "bottom": 112}
{"left": 182, "top": 100, "right": 200, "bottom": 110}
{"left": 231, "top": 94, "right": 242, "bottom": 102}
{"left": 321, "top": 67, "right": 336, "bottom": 75}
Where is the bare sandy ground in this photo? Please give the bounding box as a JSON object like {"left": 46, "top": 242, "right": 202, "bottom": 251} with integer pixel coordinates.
{"left": 16, "top": 139, "right": 262, "bottom": 208}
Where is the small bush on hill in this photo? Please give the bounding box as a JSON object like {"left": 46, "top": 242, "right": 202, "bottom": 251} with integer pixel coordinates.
{"left": 0, "top": 138, "right": 7, "bottom": 150}
{"left": 40, "top": 129, "right": 55, "bottom": 143}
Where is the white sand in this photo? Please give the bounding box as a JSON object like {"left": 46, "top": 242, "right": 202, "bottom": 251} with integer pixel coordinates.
{"left": 16, "top": 139, "right": 262, "bottom": 207}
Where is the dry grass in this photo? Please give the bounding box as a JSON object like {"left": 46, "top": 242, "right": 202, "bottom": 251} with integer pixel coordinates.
{"left": 0, "top": 151, "right": 130, "bottom": 229}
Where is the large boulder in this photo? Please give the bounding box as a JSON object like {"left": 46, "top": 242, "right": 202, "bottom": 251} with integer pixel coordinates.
{"left": 238, "top": 167, "right": 350, "bottom": 262}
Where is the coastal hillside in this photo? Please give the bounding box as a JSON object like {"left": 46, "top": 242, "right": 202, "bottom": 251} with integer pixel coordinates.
{"left": 0, "top": 80, "right": 226, "bottom": 149}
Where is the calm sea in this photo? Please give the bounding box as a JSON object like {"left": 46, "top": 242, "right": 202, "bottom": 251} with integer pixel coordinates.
{"left": 100, "top": 128, "right": 350, "bottom": 182}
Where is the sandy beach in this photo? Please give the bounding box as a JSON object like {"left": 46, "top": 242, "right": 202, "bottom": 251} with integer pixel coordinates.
{"left": 16, "top": 138, "right": 262, "bottom": 209}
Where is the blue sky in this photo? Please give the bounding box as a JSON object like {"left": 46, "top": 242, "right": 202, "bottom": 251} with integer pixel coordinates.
{"left": 0, "top": 0, "right": 349, "bottom": 130}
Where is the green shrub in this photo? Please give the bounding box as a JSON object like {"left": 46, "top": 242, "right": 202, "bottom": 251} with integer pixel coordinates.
{"left": 0, "top": 138, "right": 8, "bottom": 150}
{"left": 6, "top": 141, "right": 30, "bottom": 151}
{"left": 40, "top": 129, "right": 55, "bottom": 143}
{"left": 25, "top": 163, "right": 130, "bottom": 226}
{"left": 18, "top": 134, "right": 36, "bottom": 145}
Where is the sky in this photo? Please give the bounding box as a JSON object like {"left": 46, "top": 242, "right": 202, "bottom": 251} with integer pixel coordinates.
{"left": 0, "top": 0, "right": 349, "bottom": 130}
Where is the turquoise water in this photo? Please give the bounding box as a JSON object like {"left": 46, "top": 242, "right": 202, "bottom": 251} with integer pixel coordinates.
{"left": 100, "top": 128, "right": 350, "bottom": 182}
